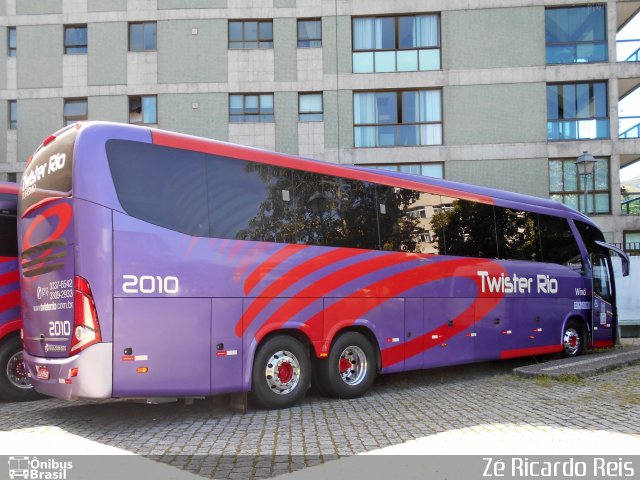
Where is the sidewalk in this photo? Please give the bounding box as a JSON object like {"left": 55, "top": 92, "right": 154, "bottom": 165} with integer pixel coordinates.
{"left": 513, "top": 340, "right": 640, "bottom": 379}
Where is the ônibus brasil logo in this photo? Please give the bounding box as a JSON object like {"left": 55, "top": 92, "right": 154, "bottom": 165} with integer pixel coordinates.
{"left": 7, "top": 456, "right": 73, "bottom": 480}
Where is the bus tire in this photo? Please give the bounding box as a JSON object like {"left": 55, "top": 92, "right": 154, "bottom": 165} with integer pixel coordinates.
{"left": 0, "top": 335, "right": 39, "bottom": 402}
{"left": 318, "top": 332, "right": 376, "bottom": 399}
{"left": 251, "top": 335, "right": 310, "bottom": 410}
{"left": 562, "top": 320, "right": 584, "bottom": 358}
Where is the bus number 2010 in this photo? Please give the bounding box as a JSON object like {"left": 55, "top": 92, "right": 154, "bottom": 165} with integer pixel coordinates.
{"left": 122, "top": 275, "right": 180, "bottom": 294}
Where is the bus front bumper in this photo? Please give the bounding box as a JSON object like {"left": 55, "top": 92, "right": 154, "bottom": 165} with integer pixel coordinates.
{"left": 22, "top": 343, "right": 112, "bottom": 400}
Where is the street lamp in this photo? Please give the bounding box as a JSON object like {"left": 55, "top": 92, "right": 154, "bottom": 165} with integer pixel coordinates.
{"left": 574, "top": 151, "right": 597, "bottom": 214}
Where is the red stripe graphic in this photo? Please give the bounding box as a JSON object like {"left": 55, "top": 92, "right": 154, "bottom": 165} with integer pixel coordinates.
{"left": 0, "top": 269, "right": 19, "bottom": 288}
{"left": 254, "top": 252, "right": 418, "bottom": 341}
{"left": 0, "top": 319, "right": 21, "bottom": 338}
{"left": 500, "top": 344, "right": 563, "bottom": 359}
{"left": 243, "top": 244, "right": 308, "bottom": 296}
{"left": 593, "top": 340, "right": 614, "bottom": 349}
{"left": 237, "top": 248, "right": 367, "bottom": 336}
{"left": 233, "top": 243, "right": 275, "bottom": 285}
{"left": 0, "top": 290, "right": 21, "bottom": 314}
{"left": 301, "top": 258, "right": 507, "bottom": 367}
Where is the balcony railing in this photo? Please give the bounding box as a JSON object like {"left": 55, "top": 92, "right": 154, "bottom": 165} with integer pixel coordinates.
{"left": 617, "top": 39, "right": 640, "bottom": 62}
{"left": 547, "top": 118, "right": 610, "bottom": 141}
{"left": 610, "top": 242, "right": 640, "bottom": 255}
{"left": 619, "top": 116, "right": 640, "bottom": 139}
{"left": 621, "top": 194, "right": 640, "bottom": 215}
{"left": 354, "top": 123, "right": 442, "bottom": 148}
{"left": 546, "top": 41, "right": 608, "bottom": 64}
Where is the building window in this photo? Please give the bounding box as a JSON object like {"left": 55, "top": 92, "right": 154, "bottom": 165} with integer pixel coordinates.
{"left": 63, "top": 98, "right": 87, "bottom": 125}
{"left": 8, "top": 101, "right": 16, "bottom": 130}
{"left": 229, "top": 21, "right": 273, "bottom": 49}
{"left": 545, "top": 5, "right": 607, "bottom": 64}
{"left": 129, "top": 22, "right": 157, "bottom": 51}
{"left": 354, "top": 90, "right": 442, "bottom": 147}
{"left": 299, "top": 93, "right": 323, "bottom": 121}
{"left": 367, "top": 163, "right": 444, "bottom": 178}
{"left": 352, "top": 14, "right": 440, "bottom": 73}
{"left": 547, "top": 82, "right": 609, "bottom": 141}
{"left": 8, "top": 27, "right": 16, "bottom": 57}
{"left": 64, "top": 25, "right": 87, "bottom": 54}
{"left": 129, "top": 96, "right": 157, "bottom": 124}
{"left": 7, "top": 173, "right": 16, "bottom": 183}
{"left": 549, "top": 158, "right": 610, "bottom": 214}
{"left": 229, "top": 94, "right": 274, "bottom": 122}
{"left": 298, "top": 19, "right": 321, "bottom": 48}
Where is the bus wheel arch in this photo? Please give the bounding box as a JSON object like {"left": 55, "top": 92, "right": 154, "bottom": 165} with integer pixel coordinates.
{"left": 0, "top": 333, "right": 39, "bottom": 402}
{"left": 316, "top": 327, "right": 379, "bottom": 399}
{"left": 561, "top": 316, "right": 587, "bottom": 358}
{"left": 250, "top": 330, "right": 312, "bottom": 409}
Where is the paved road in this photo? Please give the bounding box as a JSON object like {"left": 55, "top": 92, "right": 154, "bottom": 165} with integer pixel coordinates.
{"left": 1, "top": 346, "right": 639, "bottom": 479}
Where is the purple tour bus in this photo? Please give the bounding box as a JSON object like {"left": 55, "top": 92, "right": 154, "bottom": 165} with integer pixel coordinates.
{"left": 18, "top": 122, "right": 629, "bottom": 409}
{"left": 0, "top": 181, "right": 38, "bottom": 401}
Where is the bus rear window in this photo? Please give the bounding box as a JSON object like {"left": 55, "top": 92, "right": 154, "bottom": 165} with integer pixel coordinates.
{"left": 18, "top": 127, "right": 76, "bottom": 217}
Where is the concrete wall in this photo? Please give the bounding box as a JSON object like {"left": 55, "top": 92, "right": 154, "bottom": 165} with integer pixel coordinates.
{"left": 158, "top": 93, "right": 228, "bottom": 141}
{"left": 322, "top": 16, "right": 351, "bottom": 75}
{"left": 274, "top": 91, "right": 298, "bottom": 154}
{"left": 443, "top": 7, "right": 545, "bottom": 70}
{"left": 324, "top": 89, "right": 355, "bottom": 150}
{"left": 444, "top": 83, "right": 547, "bottom": 145}
{"left": 88, "top": 0, "right": 126, "bottom": 12}
{"left": 89, "top": 23, "right": 128, "bottom": 86}
{"left": 614, "top": 256, "right": 640, "bottom": 329}
{"left": 446, "top": 158, "right": 549, "bottom": 198}
{"left": 17, "top": 0, "right": 61, "bottom": 14}
{"left": 88, "top": 96, "right": 128, "bottom": 123}
{"left": 0, "top": 27, "right": 6, "bottom": 90}
{"left": 0, "top": 101, "right": 7, "bottom": 164}
{"left": 158, "top": 0, "right": 226, "bottom": 8}
{"left": 17, "top": 98, "right": 62, "bottom": 163}
{"left": 17, "top": 25, "right": 63, "bottom": 89}
{"left": 274, "top": 18, "right": 297, "bottom": 82}
{"left": 158, "top": 19, "right": 227, "bottom": 84}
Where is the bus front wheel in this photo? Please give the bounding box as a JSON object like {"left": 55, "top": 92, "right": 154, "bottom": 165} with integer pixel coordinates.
{"left": 317, "top": 332, "right": 377, "bottom": 399}
{"left": 562, "top": 321, "right": 584, "bottom": 358}
{"left": 251, "top": 335, "right": 310, "bottom": 410}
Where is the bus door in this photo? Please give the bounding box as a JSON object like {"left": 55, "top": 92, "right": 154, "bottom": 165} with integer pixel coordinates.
{"left": 590, "top": 252, "right": 614, "bottom": 347}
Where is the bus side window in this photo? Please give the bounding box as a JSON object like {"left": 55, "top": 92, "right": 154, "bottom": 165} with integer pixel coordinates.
{"left": 494, "top": 207, "right": 541, "bottom": 262}
{"left": 538, "top": 214, "right": 583, "bottom": 270}
{"left": 431, "top": 197, "right": 497, "bottom": 259}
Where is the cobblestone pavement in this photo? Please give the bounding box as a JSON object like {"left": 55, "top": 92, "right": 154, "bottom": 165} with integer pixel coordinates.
{"left": 1, "top": 346, "right": 639, "bottom": 479}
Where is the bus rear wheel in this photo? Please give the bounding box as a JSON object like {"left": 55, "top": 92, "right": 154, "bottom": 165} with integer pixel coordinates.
{"left": 562, "top": 321, "right": 584, "bottom": 358}
{"left": 251, "top": 335, "right": 310, "bottom": 410}
{"left": 0, "top": 335, "right": 39, "bottom": 402}
{"left": 317, "top": 332, "right": 376, "bottom": 399}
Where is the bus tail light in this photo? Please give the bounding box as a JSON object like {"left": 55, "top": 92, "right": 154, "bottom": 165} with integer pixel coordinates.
{"left": 70, "top": 275, "right": 102, "bottom": 355}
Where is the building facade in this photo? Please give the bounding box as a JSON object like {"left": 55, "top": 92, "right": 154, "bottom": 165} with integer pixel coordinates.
{"left": 0, "top": 0, "right": 638, "bottom": 245}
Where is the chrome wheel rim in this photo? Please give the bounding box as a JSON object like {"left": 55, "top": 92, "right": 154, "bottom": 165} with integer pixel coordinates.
{"left": 563, "top": 328, "right": 580, "bottom": 356}
{"left": 7, "top": 350, "right": 32, "bottom": 390}
{"left": 264, "top": 350, "right": 301, "bottom": 395}
{"left": 338, "top": 345, "right": 367, "bottom": 386}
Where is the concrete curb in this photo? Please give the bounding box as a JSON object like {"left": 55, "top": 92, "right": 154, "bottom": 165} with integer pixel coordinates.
{"left": 513, "top": 346, "right": 640, "bottom": 379}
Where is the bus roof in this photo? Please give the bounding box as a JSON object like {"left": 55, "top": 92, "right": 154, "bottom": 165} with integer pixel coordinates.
{"left": 71, "top": 122, "right": 598, "bottom": 229}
